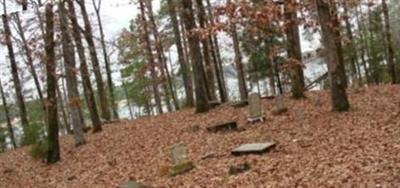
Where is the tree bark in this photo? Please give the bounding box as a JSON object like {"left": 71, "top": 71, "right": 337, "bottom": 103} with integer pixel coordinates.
{"left": 92, "top": 0, "right": 119, "bottom": 118}
{"left": 195, "top": 0, "right": 217, "bottom": 101}
{"left": 68, "top": 0, "right": 102, "bottom": 132}
{"left": 181, "top": 0, "right": 210, "bottom": 113}
{"left": 76, "top": 0, "right": 111, "bottom": 121}
{"left": 316, "top": 0, "right": 350, "bottom": 112}
{"left": 44, "top": 3, "right": 60, "bottom": 164}
{"left": 167, "top": 0, "right": 194, "bottom": 107}
{"left": 284, "top": 0, "right": 305, "bottom": 99}
{"left": 59, "top": 0, "right": 86, "bottom": 146}
{"left": 0, "top": 80, "right": 17, "bottom": 149}
{"left": 382, "top": 0, "right": 396, "bottom": 84}
{"left": 139, "top": 0, "right": 164, "bottom": 114}
{"left": 227, "top": 0, "right": 248, "bottom": 101}
{"left": 1, "top": 13, "right": 29, "bottom": 131}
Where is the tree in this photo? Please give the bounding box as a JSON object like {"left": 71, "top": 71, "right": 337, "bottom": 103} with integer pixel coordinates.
{"left": 92, "top": 0, "right": 119, "bottom": 119}
{"left": 2, "top": 2, "right": 29, "bottom": 132}
{"left": 284, "top": 0, "right": 305, "bottom": 99}
{"left": 76, "top": 0, "right": 111, "bottom": 121}
{"left": 381, "top": 0, "right": 396, "bottom": 84}
{"left": 139, "top": 0, "right": 164, "bottom": 114}
{"left": 0, "top": 80, "right": 17, "bottom": 149}
{"left": 226, "top": 0, "right": 248, "bottom": 101}
{"left": 44, "top": 3, "right": 60, "bottom": 164}
{"left": 316, "top": 0, "right": 350, "bottom": 112}
{"left": 67, "top": 0, "right": 103, "bottom": 132}
{"left": 181, "top": 0, "right": 210, "bottom": 113}
{"left": 58, "top": 0, "right": 85, "bottom": 146}
{"left": 166, "top": 0, "right": 194, "bottom": 107}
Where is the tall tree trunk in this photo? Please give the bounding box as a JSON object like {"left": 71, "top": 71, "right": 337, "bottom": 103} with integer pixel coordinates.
{"left": 356, "top": 5, "right": 371, "bottom": 83}
{"left": 181, "top": 0, "right": 210, "bottom": 113}
{"left": 139, "top": 0, "right": 163, "bottom": 114}
{"left": 284, "top": 0, "right": 305, "bottom": 99}
{"left": 167, "top": 0, "right": 194, "bottom": 107}
{"left": 68, "top": 0, "right": 102, "bottom": 132}
{"left": 14, "top": 13, "right": 45, "bottom": 110}
{"left": 195, "top": 0, "right": 217, "bottom": 101}
{"left": 56, "top": 84, "right": 69, "bottom": 134}
{"left": 0, "top": 80, "right": 17, "bottom": 149}
{"left": 77, "top": 0, "right": 111, "bottom": 121}
{"left": 146, "top": 0, "right": 179, "bottom": 111}
{"left": 382, "top": 0, "right": 396, "bottom": 84}
{"left": 59, "top": 0, "right": 85, "bottom": 146}
{"left": 92, "top": 0, "right": 119, "bottom": 118}
{"left": 227, "top": 0, "right": 248, "bottom": 101}
{"left": 205, "top": 0, "right": 227, "bottom": 100}
{"left": 342, "top": 1, "right": 361, "bottom": 84}
{"left": 44, "top": 3, "right": 60, "bottom": 164}
{"left": 2, "top": 13, "right": 29, "bottom": 131}
{"left": 316, "top": 0, "right": 350, "bottom": 112}
{"left": 368, "top": 6, "right": 380, "bottom": 84}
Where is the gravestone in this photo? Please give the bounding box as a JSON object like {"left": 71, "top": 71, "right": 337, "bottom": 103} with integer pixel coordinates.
{"left": 168, "top": 144, "right": 194, "bottom": 176}
{"left": 229, "top": 162, "right": 251, "bottom": 175}
{"left": 247, "top": 93, "right": 265, "bottom": 123}
{"left": 231, "top": 142, "right": 276, "bottom": 156}
{"left": 272, "top": 95, "right": 288, "bottom": 115}
{"left": 206, "top": 121, "right": 238, "bottom": 133}
{"left": 231, "top": 100, "right": 248, "bottom": 108}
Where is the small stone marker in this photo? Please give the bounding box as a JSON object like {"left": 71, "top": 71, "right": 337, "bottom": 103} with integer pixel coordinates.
{"left": 272, "top": 95, "right": 288, "bottom": 115}
{"left": 247, "top": 93, "right": 265, "bottom": 123}
{"left": 206, "top": 121, "right": 238, "bottom": 133}
{"left": 229, "top": 162, "right": 251, "bottom": 175}
{"left": 231, "top": 142, "right": 276, "bottom": 156}
{"left": 119, "top": 181, "right": 153, "bottom": 188}
{"left": 209, "top": 100, "right": 221, "bottom": 108}
{"left": 168, "top": 144, "right": 194, "bottom": 176}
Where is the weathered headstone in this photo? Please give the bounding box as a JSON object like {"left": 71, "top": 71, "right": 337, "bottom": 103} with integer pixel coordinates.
{"left": 168, "top": 144, "right": 194, "bottom": 176}
{"left": 209, "top": 100, "right": 221, "bottom": 108}
{"left": 119, "top": 181, "right": 153, "bottom": 188}
{"left": 247, "top": 93, "right": 265, "bottom": 123}
{"left": 231, "top": 142, "right": 276, "bottom": 156}
{"left": 206, "top": 121, "right": 238, "bottom": 133}
{"left": 272, "top": 95, "right": 288, "bottom": 115}
{"left": 229, "top": 162, "right": 251, "bottom": 175}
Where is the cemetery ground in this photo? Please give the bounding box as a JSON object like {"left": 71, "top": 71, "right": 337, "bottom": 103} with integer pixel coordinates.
{"left": 1, "top": 85, "right": 400, "bottom": 187}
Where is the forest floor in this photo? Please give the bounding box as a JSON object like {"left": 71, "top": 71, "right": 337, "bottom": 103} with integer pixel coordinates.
{"left": 1, "top": 85, "right": 400, "bottom": 188}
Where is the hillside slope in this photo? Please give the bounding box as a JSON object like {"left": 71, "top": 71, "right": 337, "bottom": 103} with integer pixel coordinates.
{"left": 1, "top": 85, "right": 400, "bottom": 187}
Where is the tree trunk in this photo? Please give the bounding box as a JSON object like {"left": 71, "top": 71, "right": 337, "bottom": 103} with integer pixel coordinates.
{"left": 77, "top": 0, "right": 111, "bottom": 121}
{"left": 316, "top": 0, "right": 350, "bottom": 112}
{"left": 44, "top": 3, "right": 60, "bottom": 164}
{"left": 284, "top": 0, "right": 305, "bottom": 99}
{"left": 59, "top": 0, "right": 85, "bottom": 146}
{"left": 92, "top": 0, "right": 119, "bottom": 118}
{"left": 195, "top": 0, "right": 217, "bottom": 101}
{"left": 122, "top": 81, "right": 134, "bottom": 120}
{"left": 139, "top": 0, "right": 163, "bottom": 114}
{"left": 0, "top": 80, "right": 17, "bottom": 149}
{"left": 14, "top": 13, "right": 45, "bottom": 110}
{"left": 167, "top": 0, "right": 194, "bottom": 107}
{"left": 68, "top": 0, "right": 102, "bottom": 132}
{"left": 227, "top": 0, "right": 248, "bottom": 101}
{"left": 382, "top": 0, "right": 396, "bottom": 84}
{"left": 1, "top": 13, "right": 29, "bottom": 131}
{"left": 181, "top": 0, "right": 210, "bottom": 113}
{"left": 342, "top": 1, "right": 362, "bottom": 84}
{"left": 356, "top": 5, "right": 371, "bottom": 83}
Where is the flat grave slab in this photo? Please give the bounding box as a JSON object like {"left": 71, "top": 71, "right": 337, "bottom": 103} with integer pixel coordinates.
{"left": 206, "top": 122, "right": 238, "bottom": 133}
{"left": 231, "top": 142, "right": 276, "bottom": 156}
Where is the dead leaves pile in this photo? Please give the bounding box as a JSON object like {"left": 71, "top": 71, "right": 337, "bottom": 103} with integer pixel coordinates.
{"left": 1, "top": 85, "right": 400, "bottom": 187}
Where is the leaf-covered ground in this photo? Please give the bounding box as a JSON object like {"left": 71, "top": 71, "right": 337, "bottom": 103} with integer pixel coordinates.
{"left": 1, "top": 85, "right": 400, "bottom": 188}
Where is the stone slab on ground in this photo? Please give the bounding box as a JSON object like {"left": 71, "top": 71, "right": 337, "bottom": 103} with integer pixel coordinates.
{"left": 231, "top": 142, "right": 276, "bottom": 156}
{"left": 206, "top": 122, "right": 238, "bottom": 133}
{"left": 119, "top": 181, "right": 153, "bottom": 188}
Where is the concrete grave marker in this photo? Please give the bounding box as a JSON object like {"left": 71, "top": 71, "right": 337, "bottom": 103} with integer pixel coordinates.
{"left": 231, "top": 142, "right": 276, "bottom": 156}
{"left": 206, "top": 121, "right": 238, "bottom": 133}
{"left": 272, "top": 95, "right": 288, "bottom": 115}
{"left": 168, "top": 144, "right": 194, "bottom": 176}
{"left": 247, "top": 93, "right": 265, "bottom": 123}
